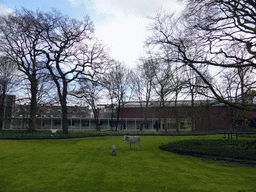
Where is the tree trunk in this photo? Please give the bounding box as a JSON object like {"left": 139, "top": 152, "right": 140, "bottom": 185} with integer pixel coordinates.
{"left": 0, "top": 93, "right": 5, "bottom": 130}
{"left": 163, "top": 100, "right": 167, "bottom": 133}
{"left": 175, "top": 92, "right": 179, "bottom": 132}
{"left": 0, "top": 82, "right": 7, "bottom": 130}
{"left": 110, "top": 97, "right": 114, "bottom": 131}
{"left": 115, "top": 100, "right": 121, "bottom": 131}
{"left": 156, "top": 105, "right": 161, "bottom": 132}
{"left": 29, "top": 95, "right": 37, "bottom": 132}
{"left": 57, "top": 78, "right": 69, "bottom": 135}
{"left": 28, "top": 76, "right": 38, "bottom": 132}
{"left": 141, "top": 101, "right": 150, "bottom": 131}
{"left": 191, "top": 88, "right": 195, "bottom": 132}
{"left": 60, "top": 87, "right": 69, "bottom": 134}
{"left": 121, "top": 101, "right": 124, "bottom": 131}
{"left": 206, "top": 102, "right": 211, "bottom": 131}
{"left": 62, "top": 104, "right": 69, "bottom": 134}
{"left": 93, "top": 107, "right": 100, "bottom": 131}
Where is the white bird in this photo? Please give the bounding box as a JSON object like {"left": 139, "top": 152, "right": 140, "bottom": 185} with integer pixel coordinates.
{"left": 51, "top": 129, "right": 58, "bottom": 134}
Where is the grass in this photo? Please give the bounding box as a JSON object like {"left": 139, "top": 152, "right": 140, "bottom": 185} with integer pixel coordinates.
{"left": 0, "top": 135, "right": 256, "bottom": 192}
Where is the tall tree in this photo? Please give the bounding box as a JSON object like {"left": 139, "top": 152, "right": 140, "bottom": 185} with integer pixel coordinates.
{"left": 102, "top": 60, "right": 119, "bottom": 131}
{"left": 180, "top": 0, "right": 256, "bottom": 110}
{"left": 151, "top": 55, "right": 175, "bottom": 132}
{"left": 221, "top": 45, "right": 255, "bottom": 103}
{"left": 76, "top": 79, "right": 102, "bottom": 130}
{"left": 133, "top": 58, "right": 154, "bottom": 131}
{"left": 147, "top": 5, "right": 256, "bottom": 109}
{"left": 147, "top": 1, "right": 256, "bottom": 145}
{"left": 0, "top": 9, "right": 46, "bottom": 132}
{"left": 36, "top": 10, "right": 95, "bottom": 134}
{"left": 103, "top": 62, "right": 131, "bottom": 131}
{"left": 74, "top": 42, "right": 110, "bottom": 131}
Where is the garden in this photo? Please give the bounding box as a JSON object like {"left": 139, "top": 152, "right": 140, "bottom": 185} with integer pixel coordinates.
{"left": 159, "top": 138, "right": 256, "bottom": 162}
{"left": 1, "top": 132, "right": 256, "bottom": 192}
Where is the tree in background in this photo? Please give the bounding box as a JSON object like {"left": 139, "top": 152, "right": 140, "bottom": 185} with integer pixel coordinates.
{"left": 0, "top": 55, "right": 17, "bottom": 130}
{"left": 133, "top": 57, "right": 154, "bottom": 131}
{"left": 220, "top": 45, "right": 255, "bottom": 103}
{"left": 151, "top": 55, "right": 175, "bottom": 132}
{"left": 102, "top": 70, "right": 116, "bottom": 130}
{"left": 76, "top": 79, "right": 102, "bottom": 130}
{"left": 103, "top": 62, "right": 132, "bottom": 131}
{"left": 74, "top": 42, "right": 110, "bottom": 131}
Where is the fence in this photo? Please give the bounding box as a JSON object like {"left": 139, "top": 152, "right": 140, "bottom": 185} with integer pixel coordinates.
{"left": 224, "top": 131, "right": 256, "bottom": 140}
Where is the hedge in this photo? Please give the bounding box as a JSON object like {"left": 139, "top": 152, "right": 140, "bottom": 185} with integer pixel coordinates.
{"left": 159, "top": 139, "right": 256, "bottom": 161}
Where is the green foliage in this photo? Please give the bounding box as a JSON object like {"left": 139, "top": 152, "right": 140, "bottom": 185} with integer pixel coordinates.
{"left": 159, "top": 139, "right": 256, "bottom": 162}
{"left": 2, "top": 130, "right": 256, "bottom": 140}
{"left": 0, "top": 130, "right": 203, "bottom": 140}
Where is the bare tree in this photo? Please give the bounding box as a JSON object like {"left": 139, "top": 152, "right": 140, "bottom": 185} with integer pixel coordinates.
{"left": 179, "top": 0, "right": 256, "bottom": 110}
{"left": 0, "top": 55, "right": 17, "bottom": 129}
{"left": 34, "top": 10, "right": 95, "bottom": 134}
{"left": 103, "top": 62, "right": 132, "bottom": 131}
{"left": 132, "top": 58, "right": 155, "bottom": 131}
{"left": 0, "top": 9, "right": 47, "bottom": 132}
{"left": 228, "top": 45, "right": 255, "bottom": 103}
{"left": 74, "top": 42, "right": 110, "bottom": 131}
{"left": 172, "top": 64, "right": 186, "bottom": 132}
{"left": 147, "top": 10, "right": 224, "bottom": 132}
{"left": 77, "top": 80, "right": 102, "bottom": 130}
{"left": 147, "top": 1, "right": 256, "bottom": 147}
{"left": 102, "top": 60, "right": 119, "bottom": 130}
{"left": 150, "top": 54, "right": 175, "bottom": 132}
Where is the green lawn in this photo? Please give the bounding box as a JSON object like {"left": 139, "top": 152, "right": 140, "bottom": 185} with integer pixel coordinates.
{"left": 0, "top": 136, "right": 256, "bottom": 192}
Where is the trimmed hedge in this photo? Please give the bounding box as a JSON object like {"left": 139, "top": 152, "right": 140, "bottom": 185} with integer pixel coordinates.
{"left": 0, "top": 130, "right": 129, "bottom": 140}
{"left": 0, "top": 130, "right": 220, "bottom": 140}
{"left": 0, "top": 130, "right": 196, "bottom": 140}
{"left": 159, "top": 139, "right": 256, "bottom": 161}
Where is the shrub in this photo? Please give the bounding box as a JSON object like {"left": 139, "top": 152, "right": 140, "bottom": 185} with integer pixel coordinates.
{"left": 159, "top": 139, "right": 256, "bottom": 161}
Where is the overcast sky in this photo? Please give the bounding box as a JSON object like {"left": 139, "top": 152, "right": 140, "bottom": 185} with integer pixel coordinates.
{"left": 0, "top": 0, "right": 185, "bottom": 68}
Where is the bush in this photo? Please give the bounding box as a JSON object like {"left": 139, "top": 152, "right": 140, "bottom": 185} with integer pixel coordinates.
{"left": 0, "top": 130, "right": 209, "bottom": 140}
{"left": 159, "top": 139, "right": 256, "bottom": 161}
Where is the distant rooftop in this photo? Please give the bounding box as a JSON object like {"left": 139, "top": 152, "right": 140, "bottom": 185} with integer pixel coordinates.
{"left": 120, "top": 100, "right": 225, "bottom": 108}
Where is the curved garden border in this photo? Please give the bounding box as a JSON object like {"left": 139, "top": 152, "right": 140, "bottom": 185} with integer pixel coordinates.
{"left": 159, "top": 139, "right": 256, "bottom": 166}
